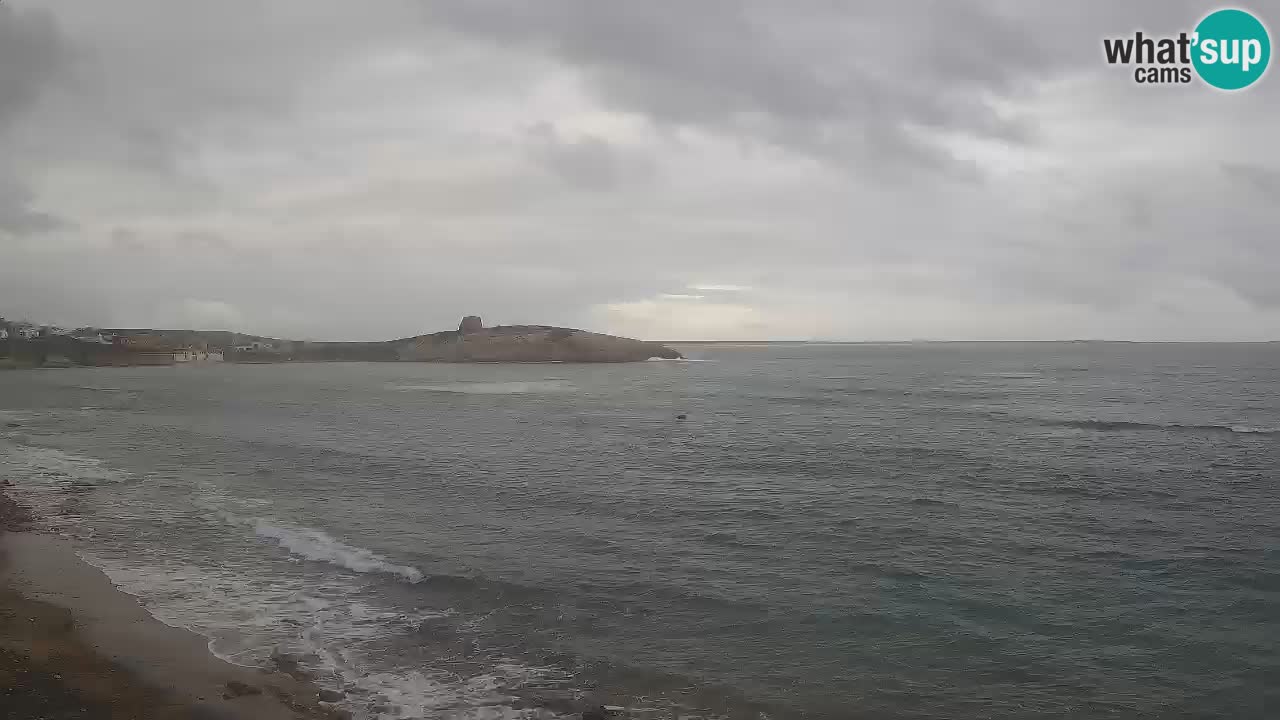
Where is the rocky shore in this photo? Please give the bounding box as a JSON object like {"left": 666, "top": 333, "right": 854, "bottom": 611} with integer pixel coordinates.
{"left": 0, "top": 488, "right": 346, "bottom": 720}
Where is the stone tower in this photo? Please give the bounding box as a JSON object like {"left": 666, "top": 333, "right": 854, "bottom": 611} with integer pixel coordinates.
{"left": 458, "top": 315, "right": 484, "bottom": 334}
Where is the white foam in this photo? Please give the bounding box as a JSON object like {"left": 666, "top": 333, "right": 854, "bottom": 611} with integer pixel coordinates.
{"left": 351, "top": 662, "right": 575, "bottom": 720}
{"left": 251, "top": 520, "right": 426, "bottom": 583}
{"left": 9, "top": 457, "right": 576, "bottom": 718}
{"left": 85, "top": 541, "right": 567, "bottom": 719}
{"left": 85, "top": 545, "right": 567, "bottom": 719}
{"left": 1228, "top": 425, "right": 1280, "bottom": 435}
{"left": 81, "top": 554, "right": 347, "bottom": 666}
{"left": 0, "top": 444, "right": 125, "bottom": 485}
{"left": 390, "top": 380, "right": 573, "bottom": 395}
{"left": 0, "top": 443, "right": 127, "bottom": 528}
{"left": 197, "top": 487, "right": 425, "bottom": 583}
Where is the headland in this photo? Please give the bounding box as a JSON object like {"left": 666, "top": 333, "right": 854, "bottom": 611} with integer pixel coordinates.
{"left": 0, "top": 315, "right": 682, "bottom": 368}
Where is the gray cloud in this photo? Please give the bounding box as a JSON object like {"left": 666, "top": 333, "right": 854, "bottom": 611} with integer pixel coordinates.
{"left": 0, "top": 4, "right": 64, "bottom": 129}
{"left": 0, "top": 5, "right": 69, "bottom": 235}
{"left": 422, "top": 0, "right": 1055, "bottom": 174}
{"left": 1221, "top": 162, "right": 1280, "bottom": 196}
{"left": 0, "top": 1, "right": 1277, "bottom": 340}
{"left": 0, "top": 177, "right": 63, "bottom": 235}
{"left": 526, "top": 122, "right": 653, "bottom": 189}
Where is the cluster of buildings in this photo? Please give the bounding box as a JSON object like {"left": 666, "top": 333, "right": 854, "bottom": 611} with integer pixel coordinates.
{"left": 0, "top": 321, "right": 56, "bottom": 341}
{"left": 1, "top": 318, "right": 302, "bottom": 367}
{"left": 1, "top": 320, "right": 228, "bottom": 366}
{"left": 232, "top": 340, "right": 286, "bottom": 353}
{"left": 95, "top": 334, "right": 225, "bottom": 365}
{"left": 0, "top": 321, "right": 113, "bottom": 342}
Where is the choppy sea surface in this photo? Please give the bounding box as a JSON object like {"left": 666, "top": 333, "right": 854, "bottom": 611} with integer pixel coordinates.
{"left": 1, "top": 342, "right": 1277, "bottom": 719}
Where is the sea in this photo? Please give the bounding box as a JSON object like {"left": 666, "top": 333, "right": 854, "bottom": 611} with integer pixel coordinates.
{"left": 1, "top": 342, "right": 1277, "bottom": 719}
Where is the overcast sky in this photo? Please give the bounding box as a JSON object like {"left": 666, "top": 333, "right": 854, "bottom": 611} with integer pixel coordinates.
{"left": 2, "top": 1, "right": 1277, "bottom": 341}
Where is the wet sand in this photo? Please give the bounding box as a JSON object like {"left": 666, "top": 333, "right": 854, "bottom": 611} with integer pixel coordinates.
{"left": 0, "top": 488, "right": 346, "bottom": 720}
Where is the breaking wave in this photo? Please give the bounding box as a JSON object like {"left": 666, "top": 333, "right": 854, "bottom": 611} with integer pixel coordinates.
{"left": 1040, "top": 419, "right": 1280, "bottom": 436}
{"left": 251, "top": 520, "right": 425, "bottom": 583}
{"left": 390, "top": 380, "right": 572, "bottom": 394}
{"left": 0, "top": 443, "right": 126, "bottom": 487}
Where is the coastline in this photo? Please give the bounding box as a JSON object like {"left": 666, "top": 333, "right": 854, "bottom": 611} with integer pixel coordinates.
{"left": 0, "top": 488, "right": 346, "bottom": 720}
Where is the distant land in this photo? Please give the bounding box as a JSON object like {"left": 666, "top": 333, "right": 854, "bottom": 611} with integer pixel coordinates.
{"left": 0, "top": 315, "right": 682, "bottom": 368}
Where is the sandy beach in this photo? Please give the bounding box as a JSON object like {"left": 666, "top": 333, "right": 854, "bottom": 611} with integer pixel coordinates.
{"left": 0, "top": 487, "right": 347, "bottom": 720}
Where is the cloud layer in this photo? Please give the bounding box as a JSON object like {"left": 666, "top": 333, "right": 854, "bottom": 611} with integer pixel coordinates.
{"left": 2, "top": 1, "right": 1277, "bottom": 340}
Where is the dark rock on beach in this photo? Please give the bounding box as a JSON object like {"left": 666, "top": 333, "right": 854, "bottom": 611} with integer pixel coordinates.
{"left": 1, "top": 491, "right": 33, "bottom": 530}
{"left": 224, "top": 680, "right": 263, "bottom": 698}
{"left": 267, "top": 650, "right": 316, "bottom": 682}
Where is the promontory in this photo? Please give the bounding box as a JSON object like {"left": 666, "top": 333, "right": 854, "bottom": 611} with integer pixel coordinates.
{"left": 3, "top": 316, "right": 683, "bottom": 367}
{"left": 389, "top": 316, "right": 683, "bottom": 363}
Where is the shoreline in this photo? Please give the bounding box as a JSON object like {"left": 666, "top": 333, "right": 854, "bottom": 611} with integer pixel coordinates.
{"left": 0, "top": 488, "right": 347, "bottom": 720}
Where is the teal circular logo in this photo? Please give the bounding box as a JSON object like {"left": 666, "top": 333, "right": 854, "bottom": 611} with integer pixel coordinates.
{"left": 1192, "top": 9, "right": 1271, "bottom": 90}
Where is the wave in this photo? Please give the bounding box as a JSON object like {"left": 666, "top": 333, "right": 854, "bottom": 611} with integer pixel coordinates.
{"left": 354, "top": 662, "right": 577, "bottom": 720}
{"left": 982, "top": 372, "right": 1042, "bottom": 379}
{"left": 646, "top": 357, "right": 714, "bottom": 362}
{"left": 390, "top": 380, "right": 572, "bottom": 394}
{"left": 251, "top": 520, "right": 425, "bottom": 583}
{"left": 1041, "top": 419, "right": 1280, "bottom": 436}
{"left": 1223, "top": 425, "right": 1280, "bottom": 435}
{"left": 103, "top": 491, "right": 560, "bottom": 718}
{"left": 81, "top": 551, "right": 509, "bottom": 719}
{"left": 813, "top": 384, "right": 1010, "bottom": 401}
{"left": 701, "top": 530, "right": 750, "bottom": 547}
{"left": 909, "top": 497, "right": 958, "bottom": 508}
{"left": 763, "top": 393, "right": 848, "bottom": 407}
{"left": 0, "top": 444, "right": 126, "bottom": 487}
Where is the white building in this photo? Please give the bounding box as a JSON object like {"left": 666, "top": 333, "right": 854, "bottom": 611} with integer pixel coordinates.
{"left": 172, "top": 347, "right": 226, "bottom": 363}
{"left": 234, "top": 341, "right": 276, "bottom": 352}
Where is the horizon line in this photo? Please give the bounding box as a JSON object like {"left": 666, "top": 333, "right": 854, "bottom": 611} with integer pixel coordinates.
{"left": 660, "top": 339, "right": 1280, "bottom": 344}
{"left": 9, "top": 323, "right": 1278, "bottom": 345}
